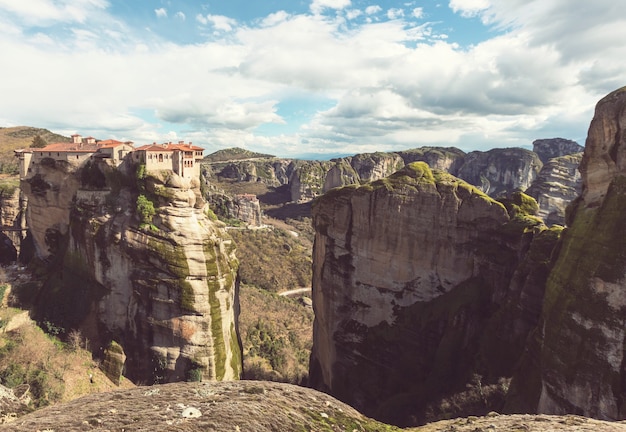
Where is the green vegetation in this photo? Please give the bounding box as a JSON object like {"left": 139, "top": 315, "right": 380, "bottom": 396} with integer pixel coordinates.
{"left": 239, "top": 284, "right": 313, "bottom": 384}
{"left": 0, "top": 126, "right": 68, "bottom": 174}
{"left": 136, "top": 194, "right": 156, "bottom": 226}
{"left": 229, "top": 228, "right": 311, "bottom": 292}
{"left": 204, "top": 147, "right": 275, "bottom": 162}
{"left": 31, "top": 135, "right": 47, "bottom": 148}
{"left": 0, "top": 176, "right": 19, "bottom": 198}
{"left": 209, "top": 283, "right": 226, "bottom": 380}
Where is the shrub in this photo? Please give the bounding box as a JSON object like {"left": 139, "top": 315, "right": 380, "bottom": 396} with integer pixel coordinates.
{"left": 136, "top": 194, "right": 156, "bottom": 225}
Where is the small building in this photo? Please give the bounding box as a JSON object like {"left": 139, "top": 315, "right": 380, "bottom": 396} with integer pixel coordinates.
{"left": 15, "top": 134, "right": 204, "bottom": 181}
{"left": 133, "top": 141, "right": 204, "bottom": 179}
{"left": 15, "top": 134, "right": 134, "bottom": 179}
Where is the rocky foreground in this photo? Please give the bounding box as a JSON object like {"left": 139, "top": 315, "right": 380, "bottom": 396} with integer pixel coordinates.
{"left": 1, "top": 381, "right": 626, "bottom": 432}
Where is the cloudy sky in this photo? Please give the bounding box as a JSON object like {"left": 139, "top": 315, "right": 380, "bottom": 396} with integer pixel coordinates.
{"left": 0, "top": 0, "right": 623, "bottom": 158}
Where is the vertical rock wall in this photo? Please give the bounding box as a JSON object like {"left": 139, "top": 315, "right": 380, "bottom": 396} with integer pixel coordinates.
{"left": 20, "top": 159, "right": 241, "bottom": 384}
{"left": 506, "top": 86, "right": 626, "bottom": 419}
{"left": 309, "top": 162, "right": 556, "bottom": 425}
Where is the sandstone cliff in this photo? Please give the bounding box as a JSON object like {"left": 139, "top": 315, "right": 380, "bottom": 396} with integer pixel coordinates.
{"left": 525, "top": 152, "right": 583, "bottom": 225}
{"left": 0, "top": 183, "right": 26, "bottom": 262}
{"left": 533, "top": 138, "right": 584, "bottom": 164}
{"left": 19, "top": 158, "right": 241, "bottom": 384}
{"left": 309, "top": 162, "right": 556, "bottom": 425}
{"left": 506, "top": 86, "right": 626, "bottom": 419}
{"left": 455, "top": 148, "right": 543, "bottom": 197}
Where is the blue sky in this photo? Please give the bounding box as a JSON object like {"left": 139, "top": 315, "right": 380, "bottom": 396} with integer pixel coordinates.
{"left": 0, "top": 0, "right": 624, "bottom": 158}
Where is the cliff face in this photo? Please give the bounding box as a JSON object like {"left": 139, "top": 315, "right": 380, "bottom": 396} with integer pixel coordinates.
{"left": 532, "top": 138, "right": 584, "bottom": 164}
{"left": 455, "top": 148, "right": 543, "bottom": 197}
{"left": 397, "top": 147, "right": 466, "bottom": 172}
{"left": 290, "top": 161, "right": 333, "bottom": 202}
{"left": 0, "top": 185, "right": 27, "bottom": 262}
{"left": 525, "top": 153, "right": 583, "bottom": 226}
{"left": 506, "top": 86, "right": 626, "bottom": 419}
{"left": 309, "top": 162, "right": 556, "bottom": 425}
{"left": 20, "top": 158, "right": 241, "bottom": 384}
{"left": 322, "top": 153, "right": 405, "bottom": 192}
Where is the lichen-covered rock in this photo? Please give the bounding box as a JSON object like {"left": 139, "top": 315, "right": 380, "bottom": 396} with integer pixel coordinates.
{"left": 506, "top": 86, "right": 626, "bottom": 420}
{"left": 290, "top": 161, "right": 333, "bottom": 202}
{"left": 323, "top": 153, "right": 405, "bottom": 192}
{"left": 533, "top": 138, "right": 584, "bottom": 164}
{"left": 456, "top": 148, "right": 543, "bottom": 197}
{"left": 397, "top": 146, "right": 466, "bottom": 173}
{"left": 19, "top": 160, "right": 241, "bottom": 384}
{"left": 101, "top": 341, "right": 126, "bottom": 385}
{"left": 309, "top": 162, "right": 554, "bottom": 426}
{"left": 207, "top": 192, "right": 262, "bottom": 226}
{"left": 206, "top": 159, "right": 296, "bottom": 187}
{"left": 525, "top": 153, "right": 583, "bottom": 225}
{"left": 0, "top": 184, "right": 27, "bottom": 260}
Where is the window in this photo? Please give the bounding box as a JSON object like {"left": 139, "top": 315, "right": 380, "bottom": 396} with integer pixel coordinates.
{"left": 159, "top": 154, "right": 163, "bottom": 162}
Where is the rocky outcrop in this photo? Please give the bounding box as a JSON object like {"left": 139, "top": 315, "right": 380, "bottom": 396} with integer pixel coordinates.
{"left": 525, "top": 153, "right": 583, "bottom": 226}
{"left": 397, "top": 146, "right": 466, "bottom": 172}
{"left": 19, "top": 158, "right": 241, "bottom": 384}
{"left": 533, "top": 138, "right": 584, "bottom": 164}
{"left": 0, "top": 185, "right": 26, "bottom": 262}
{"left": 290, "top": 161, "right": 333, "bottom": 202}
{"left": 455, "top": 148, "right": 543, "bottom": 197}
{"left": 205, "top": 159, "right": 296, "bottom": 187}
{"left": 309, "top": 162, "right": 557, "bottom": 425}
{"left": 506, "top": 86, "right": 626, "bottom": 419}
{"left": 3, "top": 381, "right": 626, "bottom": 432}
{"left": 207, "top": 192, "right": 262, "bottom": 227}
{"left": 323, "top": 153, "right": 405, "bottom": 192}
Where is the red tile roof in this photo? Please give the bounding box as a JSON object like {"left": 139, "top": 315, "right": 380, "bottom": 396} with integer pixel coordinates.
{"left": 38, "top": 142, "right": 101, "bottom": 153}
{"left": 98, "top": 140, "right": 126, "bottom": 149}
{"left": 135, "top": 143, "right": 203, "bottom": 152}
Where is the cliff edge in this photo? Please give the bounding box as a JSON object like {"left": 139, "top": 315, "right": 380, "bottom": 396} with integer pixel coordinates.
{"left": 17, "top": 157, "right": 241, "bottom": 384}
{"left": 309, "top": 162, "right": 557, "bottom": 425}
{"left": 506, "top": 86, "right": 626, "bottom": 418}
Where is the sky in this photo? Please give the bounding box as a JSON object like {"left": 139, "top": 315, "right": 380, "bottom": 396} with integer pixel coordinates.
{"left": 0, "top": 0, "right": 624, "bottom": 158}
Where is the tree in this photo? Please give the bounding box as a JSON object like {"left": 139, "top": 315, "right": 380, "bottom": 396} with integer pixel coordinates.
{"left": 31, "top": 135, "right": 47, "bottom": 148}
{"left": 136, "top": 194, "right": 156, "bottom": 225}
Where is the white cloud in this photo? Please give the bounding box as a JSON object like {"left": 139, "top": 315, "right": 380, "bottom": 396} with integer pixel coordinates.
{"left": 449, "top": 0, "right": 490, "bottom": 17}
{"left": 365, "top": 5, "right": 382, "bottom": 15}
{"left": 155, "top": 8, "right": 167, "bottom": 18}
{"left": 0, "top": 0, "right": 107, "bottom": 25}
{"left": 175, "top": 11, "right": 185, "bottom": 21}
{"left": 261, "top": 11, "right": 289, "bottom": 27}
{"left": 310, "top": 0, "right": 351, "bottom": 15}
{"left": 346, "top": 9, "right": 362, "bottom": 20}
{"left": 197, "top": 14, "right": 237, "bottom": 32}
{"left": 1, "top": 0, "right": 625, "bottom": 157}
{"left": 412, "top": 7, "right": 424, "bottom": 19}
{"left": 387, "top": 8, "right": 404, "bottom": 20}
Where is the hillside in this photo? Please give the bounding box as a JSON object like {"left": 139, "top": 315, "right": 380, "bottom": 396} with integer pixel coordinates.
{"left": 204, "top": 147, "right": 275, "bottom": 162}
{"left": 0, "top": 126, "right": 69, "bottom": 174}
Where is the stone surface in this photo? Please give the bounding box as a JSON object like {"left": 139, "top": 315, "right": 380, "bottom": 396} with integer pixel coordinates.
{"left": 309, "top": 162, "right": 555, "bottom": 426}
{"left": 19, "top": 159, "right": 241, "bottom": 384}
{"left": 0, "top": 186, "right": 27, "bottom": 260}
{"left": 4, "top": 380, "right": 623, "bottom": 432}
{"left": 533, "top": 138, "right": 584, "bottom": 164}
{"left": 525, "top": 153, "right": 583, "bottom": 225}
{"left": 455, "top": 148, "right": 543, "bottom": 197}
{"left": 506, "top": 86, "right": 626, "bottom": 420}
